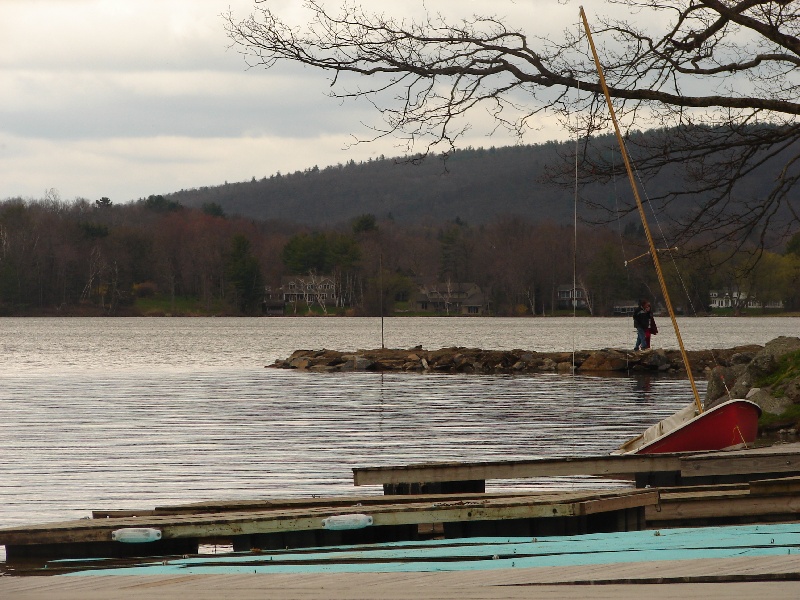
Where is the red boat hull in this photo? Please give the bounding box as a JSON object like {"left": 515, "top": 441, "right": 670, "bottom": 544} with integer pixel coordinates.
{"left": 635, "top": 399, "right": 762, "bottom": 454}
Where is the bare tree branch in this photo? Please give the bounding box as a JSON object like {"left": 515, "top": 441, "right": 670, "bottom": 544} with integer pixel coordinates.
{"left": 224, "top": 1, "right": 800, "bottom": 252}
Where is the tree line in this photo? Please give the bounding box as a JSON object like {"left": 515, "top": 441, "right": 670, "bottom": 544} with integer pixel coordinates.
{"left": 1, "top": 195, "right": 798, "bottom": 317}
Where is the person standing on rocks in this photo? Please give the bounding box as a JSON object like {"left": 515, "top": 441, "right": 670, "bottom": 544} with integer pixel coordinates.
{"left": 633, "top": 299, "right": 652, "bottom": 351}
{"left": 645, "top": 314, "right": 658, "bottom": 349}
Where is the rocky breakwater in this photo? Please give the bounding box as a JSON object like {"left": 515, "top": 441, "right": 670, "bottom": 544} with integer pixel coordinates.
{"left": 704, "top": 336, "right": 800, "bottom": 435}
{"left": 271, "top": 344, "right": 763, "bottom": 376}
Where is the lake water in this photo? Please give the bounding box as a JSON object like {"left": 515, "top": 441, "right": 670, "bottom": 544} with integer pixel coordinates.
{"left": 0, "top": 316, "right": 796, "bottom": 552}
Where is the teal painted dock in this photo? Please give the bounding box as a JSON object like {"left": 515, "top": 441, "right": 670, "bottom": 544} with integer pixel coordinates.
{"left": 38, "top": 522, "right": 799, "bottom": 576}
{"left": 2, "top": 555, "right": 800, "bottom": 600}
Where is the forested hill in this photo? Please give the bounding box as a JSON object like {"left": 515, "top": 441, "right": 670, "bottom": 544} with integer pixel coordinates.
{"left": 165, "top": 131, "right": 784, "bottom": 228}
{"left": 165, "top": 142, "right": 619, "bottom": 227}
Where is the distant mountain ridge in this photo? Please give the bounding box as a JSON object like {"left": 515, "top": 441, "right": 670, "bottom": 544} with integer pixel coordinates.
{"left": 163, "top": 136, "right": 776, "bottom": 228}
{"left": 166, "top": 142, "right": 607, "bottom": 226}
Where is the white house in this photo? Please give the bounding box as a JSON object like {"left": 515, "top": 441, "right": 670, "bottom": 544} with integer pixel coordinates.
{"left": 709, "top": 288, "right": 783, "bottom": 310}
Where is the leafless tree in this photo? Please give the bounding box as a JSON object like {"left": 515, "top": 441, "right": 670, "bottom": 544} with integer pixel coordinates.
{"left": 224, "top": 0, "right": 800, "bottom": 255}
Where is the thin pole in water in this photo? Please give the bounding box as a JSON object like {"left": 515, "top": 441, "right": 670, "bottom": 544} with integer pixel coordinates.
{"left": 380, "top": 252, "right": 385, "bottom": 349}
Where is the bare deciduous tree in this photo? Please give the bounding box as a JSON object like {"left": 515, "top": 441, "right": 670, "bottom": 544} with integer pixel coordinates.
{"left": 224, "top": 1, "right": 800, "bottom": 254}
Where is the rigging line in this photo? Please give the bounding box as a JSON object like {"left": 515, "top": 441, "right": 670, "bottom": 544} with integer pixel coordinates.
{"left": 573, "top": 78, "right": 580, "bottom": 373}
{"left": 633, "top": 164, "right": 701, "bottom": 318}
{"left": 626, "top": 137, "right": 726, "bottom": 400}
{"left": 611, "top": 143, "right": 629, "bottom": 265}
{"left": 569, "top": 20, "right": 582, "bottom": 491}
{"left": 634, "top": 176, "right": 731, "bottom": 399}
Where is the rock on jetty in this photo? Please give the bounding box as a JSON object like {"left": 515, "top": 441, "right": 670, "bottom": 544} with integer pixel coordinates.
{"left": 270, "top": 344, "right": 764, "bottom": 376}
{"left": 704, "top": 336, "right": 800, "bottom": 424}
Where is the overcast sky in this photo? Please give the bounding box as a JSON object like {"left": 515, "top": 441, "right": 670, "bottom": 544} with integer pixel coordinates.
{"left": 1, "top": 0, "right": 582, "bottom": 203}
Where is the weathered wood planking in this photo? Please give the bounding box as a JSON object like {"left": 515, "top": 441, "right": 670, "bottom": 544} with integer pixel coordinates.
{"left": 0, "top": 489, "right": 657, "bottom": 548}
{"left": 750, "top": 475, "right": 800, "bottom": 495}
{"left": 681, "top": 444, "right": 800, "bottom": 479}
{"left": 121, "top": 491, "right": 577, "bottom": 517}
{"left": 353, "top": 454, "right": 683, "bottom": 486}
{"left": 646, "top": 475, "right": 800, "bottom": 524}
{"left": 353, "top": 443, "right": 800, "bottom": 488}
{"left": 92, "top": 490, "right": 616, "bottom": 519}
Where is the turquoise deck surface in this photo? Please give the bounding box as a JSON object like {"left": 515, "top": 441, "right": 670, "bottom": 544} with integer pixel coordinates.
{"left": 63, "top": 523, "right": 799, "bottom": 576}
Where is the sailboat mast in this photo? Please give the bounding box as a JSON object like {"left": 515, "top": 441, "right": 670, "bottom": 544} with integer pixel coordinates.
{"left": 578, "top": 7, "right": 703, "bottom": 413}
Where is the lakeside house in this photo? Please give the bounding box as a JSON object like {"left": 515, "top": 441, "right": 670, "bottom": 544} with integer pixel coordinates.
{"left": 613, "top": 300, "right": 638, "bottom": 316}
{"left": 557, "top": 285, "right": 590, "bottom": 310}
{"left": 709, "top": 288, "right": 784, "bottom": 310}
{"left": 279, "top": 275, "right": 347, "bottom": 314}
{"left": 414, "top": 281, "right": 488, "bottom": 315}
{"left": 281, "top": 275, "right": 339, "bottom": 303}
{"left": 262, "top": 285, "right": 285, "bottom": 316}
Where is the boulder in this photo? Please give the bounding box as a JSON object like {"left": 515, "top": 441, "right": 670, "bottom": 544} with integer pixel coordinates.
{"left": 289, "top": 357, "right": 311, "bottom": 369}
{"left": 784, "top": 379, "right": 800, "bottom": 403}
{"left": 705, "top": 365, "right": 736, "bottom": 407}
{"left": 746, "top": 388, "right": 794, "bottom": 415}
{"left": 730, "top": 351, "right": 756, "bottom": 365}
{"left": 578, "top": 350, "right": 628, "bottom": 372}
{"left": 728, "top": 366, "right": 753, "bottom": 399}
{"left": 340, "top": 355, "right": 374, "bottom": 371}
{"left": 747, "top": 352, "right": 778, "bottom": 379}
{"left": 540, "top": 358, "right": 557, "bottom": 371}
{"left": 641, "top": 349, "right": 671, "bottom": 371}
{"left": 748, "top": 336, "right": 800, "bottom": 378}
{"left": 763, "top": 336, "right": 800, "bottom": 359}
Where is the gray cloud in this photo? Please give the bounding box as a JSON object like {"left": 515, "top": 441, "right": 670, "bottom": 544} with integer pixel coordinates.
{"left": 0, "top": 0, "right": 575, "bottom": 201}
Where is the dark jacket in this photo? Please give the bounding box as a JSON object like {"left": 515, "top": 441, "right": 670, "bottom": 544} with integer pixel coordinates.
{"left": 633, "top": 307, "right": 651, "bottom": 330}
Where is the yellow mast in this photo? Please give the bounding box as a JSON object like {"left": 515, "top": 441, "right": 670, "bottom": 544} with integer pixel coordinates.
{"left": 578, "top": 7, "right": 703, "bottom": 413}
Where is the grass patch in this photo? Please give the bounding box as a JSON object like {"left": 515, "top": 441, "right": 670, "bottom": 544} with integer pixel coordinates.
{"left": 283, "top": 303, "right": 348, "bottom": 316}
{"left": 759, "top": 403, "right": 800, "bottom": 429}
{"left": 755, "top": 349, "right": 800, "bottom": 396}
{"left": 710, "top": 308, "right": 787, "bottom": 316}
{"left": 134, "top": 295, "right": 229, "bottom": 316}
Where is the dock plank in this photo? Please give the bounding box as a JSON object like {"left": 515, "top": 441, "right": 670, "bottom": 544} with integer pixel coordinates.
{"left": 646, "top": 481, "right": 800, "bottom": 523}
{"left": 681, "top": 446, "right": 800, "bottom": 478}
{"left": 353, "top": 444, "right": 800, "bottom": 488}
{"left": 353, "top": 454, "right": 683, "bottom": 486}
{"left": 750, "top": 475, "right": 800, "bottom": 495}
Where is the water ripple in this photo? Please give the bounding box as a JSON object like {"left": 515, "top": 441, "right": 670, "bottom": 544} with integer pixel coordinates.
{"left": 0, "top": 367, "right": 696, "bottom": 531}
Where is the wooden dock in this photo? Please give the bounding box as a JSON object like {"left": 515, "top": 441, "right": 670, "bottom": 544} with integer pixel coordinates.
{"left": 647, "top": 476, "right": 800, "bottom": 526}
{"left": 353, "top": 442, "right": 800, "bottom": 491}
{"left": 0, "top": 489, "right": 657, "bottom": 561}
{"left": 2, "top": 443, "right": 799, "bottom": 565}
